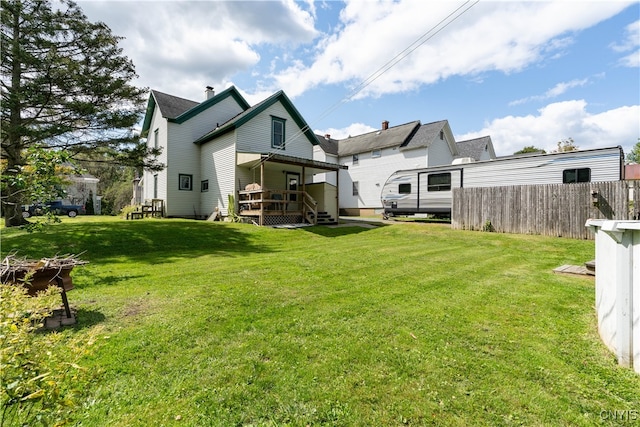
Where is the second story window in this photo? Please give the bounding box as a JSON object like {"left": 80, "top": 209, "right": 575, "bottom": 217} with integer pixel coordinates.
{"left": 271, "top": 117, "right": 285, "bottom": 148}
{"left": 153, "top": 129, "right": 159, "bottom": 150}
{"left": 372, "top": 149, "right": 381, "bottom": 158}
{"left": 352, "top": 154, "right": 359, "bottom": 165}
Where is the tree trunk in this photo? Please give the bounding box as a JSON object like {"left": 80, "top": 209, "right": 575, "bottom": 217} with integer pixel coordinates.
{"left": 3, "top": 4, "right": 27, "bottom": 227}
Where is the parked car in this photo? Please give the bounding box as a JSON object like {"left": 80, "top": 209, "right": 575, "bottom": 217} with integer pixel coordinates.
{"left": 22, "top": 201, "right": 86, "bottom": 218}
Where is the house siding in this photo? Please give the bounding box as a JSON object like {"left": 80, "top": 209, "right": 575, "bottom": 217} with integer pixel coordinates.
{"left": 143, "top": 105, "right": 168, "bottom": 203}
{"left": 236, "top": 103, "right": 314, "bottom": 160}
{"left": 200, "top": 131, "right": 236, "bottom": 217}
{"left": 143, "top": 95, "right": 246, "bottom": 217}
{"left": 313, "top": 146, "right": 338, "bottom": 186}
{"left": 339, "top": 146, "right": 438, "bottom": 210}
{"left": 426, "top": 138, "right": 455, "bottom": 167}
{"left": 165, "top": 121, "right": 201, "bottom": 217}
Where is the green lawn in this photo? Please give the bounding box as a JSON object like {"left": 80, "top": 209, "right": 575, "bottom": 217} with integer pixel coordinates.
{"left": 2, "top": 217, "right": 639, "bottom": 426}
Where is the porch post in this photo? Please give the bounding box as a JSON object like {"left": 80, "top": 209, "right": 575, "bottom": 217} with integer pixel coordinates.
{"left": 336, "top": 168, "right": 340, "bottom": 220}
{"left": 260, "top": 161, "right": 265, "bottom": 226}
{"left": 301, "top": 166, "right": 306, "bottom": 222}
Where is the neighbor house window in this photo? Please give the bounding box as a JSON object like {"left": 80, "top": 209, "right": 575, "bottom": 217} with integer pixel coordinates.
{"left": 153, "top": 128, "right": 159, "bottom": 150}
{"left": 352, "top": 154, "right": 359, "bottom": 165}
{"left": 563, "top": 168, "right": 590, "bottom": 183}
{"left": 427, "top": 173, "right": 451, "bottom": 192}
{"left": 398, "top": 183, "right": 411, "bottom": 194}
{"left": 201, "top": 180, "right": 209, "bottom": 192}
{"left": 179, "top": 174, "right": 193, "bottom": 191}
{"left": 439, "top": 130, "right": 444, "bottom": 140}
{"left": 271, "top": 117, "right": 285, "bottom": 148}
{"left": 352, "top": 181, "right": 359, "bottom": 196}
{"left": 372, "top": 149, "right": 381, "bottom": 158}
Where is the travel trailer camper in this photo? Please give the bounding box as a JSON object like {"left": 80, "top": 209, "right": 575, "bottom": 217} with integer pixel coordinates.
{"left": 381, "top": 146, "right": 625, "bottom": 218}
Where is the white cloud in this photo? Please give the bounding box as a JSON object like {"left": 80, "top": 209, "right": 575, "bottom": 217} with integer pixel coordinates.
{"left": 457, "top": 100, "right": 640, "bottom": 157}
{"left": 79, "top": 0, "right": 318, "bottom": 101}
{"left": 315, "top": 123, "right": 377, "bottom": 140}
{"left": 271, "top": 1, "right": 630, "bottom": 99}
{"left": 509, "top": 78, "right": 590, "bottom": 106}
{"left": 611, "top": 19, "right": 640, "bottom": 67}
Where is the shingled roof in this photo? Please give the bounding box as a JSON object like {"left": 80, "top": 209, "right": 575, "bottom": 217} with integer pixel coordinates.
{"left": 337, "top": 121, "right": 421, "bottom": 156}
{"left": 151, "top": 90, "right": 199, "bottom": 119}
{"left": 456, "top": 135, "right": 494, "bottom": 160}
{"left": 399, "top": 120, "right": 450, "bottom": 150}
{"left": 141, "top": 86, "right": 251, "bottom": 136}
{"left": 315, "top": 134, "right": 339, "bottom": 155}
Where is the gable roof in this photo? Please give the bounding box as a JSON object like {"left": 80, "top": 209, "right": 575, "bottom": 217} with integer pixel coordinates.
{"left": 315, "top": 134, "right": 339, "bottom": 156}
{"left": 337, "top": 121, "right": 421, "bottom": 156}
{"left": 399, "top": 120, "right": 448, "bottom": 150}
{"left": 141, "top": 86, "right": 250, "bottom": 136}
{"left": 152, "top": 90, "right": 199, "bottom": 119}
{"left": 193, "top": 90, "right": 318, "bottom": 147}
{"left": 456, "top": 135, "right": 495, "bottom": 161}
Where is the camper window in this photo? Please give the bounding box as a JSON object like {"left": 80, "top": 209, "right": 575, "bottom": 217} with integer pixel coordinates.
{"left": 563, "top": 168, "right": 591, "bottom": 184}
{"left": 427, "top": 173, "right": 451, "bottom": 192}
{"left": 399, "top": 183, "right": 411, "bottom": 194}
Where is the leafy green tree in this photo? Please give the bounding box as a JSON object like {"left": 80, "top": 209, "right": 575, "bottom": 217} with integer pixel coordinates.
{"left": 85, "top": 189, "right": 95, "bottom": 214}
{"left": 553, "top": 137, "right": 578, "bottom": 153}
{"left": 1, "top": 0, "right": 160, "bottom": 227}
{"left": 514, "top": 146, "right": 546, "bottom": 155}
{"left": 75, "top": 151, "right": 137, "bottom": 215}
{"left": 626, "top": 139, "right": 640, "bottom": 163}
{"left": 1, "top": 145, "right": 77, "bottom": 227}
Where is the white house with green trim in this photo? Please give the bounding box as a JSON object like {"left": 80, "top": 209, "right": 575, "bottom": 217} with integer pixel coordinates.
{"left": 140, "top": 86, "right": 344, "bottom": 225}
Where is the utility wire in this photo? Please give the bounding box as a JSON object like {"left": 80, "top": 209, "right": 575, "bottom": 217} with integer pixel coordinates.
{"left": 255, "top": 0, "right": 479, "bottom": 168}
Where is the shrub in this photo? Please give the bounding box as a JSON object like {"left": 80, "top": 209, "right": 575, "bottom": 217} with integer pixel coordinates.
{"left": 0, "top": 284, "right": 96, "bottom": 426}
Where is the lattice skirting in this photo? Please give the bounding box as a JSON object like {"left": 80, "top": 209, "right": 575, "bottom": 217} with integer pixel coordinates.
{"left": 242, "top": 215, "right": 303, "bottom": 226}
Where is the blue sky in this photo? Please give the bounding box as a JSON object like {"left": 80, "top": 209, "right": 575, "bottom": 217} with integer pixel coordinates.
{"left": 79, "top": 1, "right": 639, "bottom": 157}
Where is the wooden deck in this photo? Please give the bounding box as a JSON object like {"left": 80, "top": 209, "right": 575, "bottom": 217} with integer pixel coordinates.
{"left": 238, "top": 189, "right": 317, "bottom": 226}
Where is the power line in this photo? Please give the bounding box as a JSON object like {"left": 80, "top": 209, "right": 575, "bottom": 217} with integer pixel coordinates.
{"left": 256, "top": 0, "right": 479, "bottom": 168}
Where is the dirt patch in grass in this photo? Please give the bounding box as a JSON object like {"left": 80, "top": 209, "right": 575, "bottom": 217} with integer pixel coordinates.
{"left": 122, "top": 297, "right": 153, "bottom": 319}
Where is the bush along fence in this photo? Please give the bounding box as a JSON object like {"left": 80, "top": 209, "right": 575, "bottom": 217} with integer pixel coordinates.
{"left": 451, "top": 181, "right": 640, "bottom": 239}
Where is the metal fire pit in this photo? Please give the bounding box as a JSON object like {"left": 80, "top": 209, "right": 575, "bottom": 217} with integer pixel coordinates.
{"left": 1, "top": 255, "right": 87, "bottom": 319}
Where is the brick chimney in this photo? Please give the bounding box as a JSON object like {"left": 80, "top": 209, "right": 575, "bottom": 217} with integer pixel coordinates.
{"left": 324, "top": 134, "right": 331, "bottom": 140}
{"left": 205, "top": 86, "right": 215, "bottom": 99}
{"left": 382, "top": 120, "right": 389, "bottom": 130}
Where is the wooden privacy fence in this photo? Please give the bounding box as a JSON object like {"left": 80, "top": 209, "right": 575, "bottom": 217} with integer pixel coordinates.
{"left": 452, "top": 181, "right": 640, "bottom": 239}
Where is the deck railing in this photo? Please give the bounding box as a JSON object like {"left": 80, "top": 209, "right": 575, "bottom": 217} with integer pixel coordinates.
{"left": 237, "top": 189, "right": 317, "bottom": 226}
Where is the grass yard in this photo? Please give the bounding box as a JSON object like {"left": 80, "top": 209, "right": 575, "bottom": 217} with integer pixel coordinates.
{"left": 1, "top": 217, "right": 639, "bottom": 426}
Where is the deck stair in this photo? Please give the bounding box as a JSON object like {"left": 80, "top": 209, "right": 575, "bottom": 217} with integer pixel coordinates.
{"left": 315, "top": 211, "right": 337, "bottom": 225}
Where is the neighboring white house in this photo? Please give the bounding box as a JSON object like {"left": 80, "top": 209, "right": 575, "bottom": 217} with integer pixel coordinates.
{"left": 139, "top": 86, "right": 344, "bottom": 224}
{"left": 65, "top": 173, "right": 100, "bottom": 213}
{"left": 335, "top": 120, "right": 496, "bottom": 215}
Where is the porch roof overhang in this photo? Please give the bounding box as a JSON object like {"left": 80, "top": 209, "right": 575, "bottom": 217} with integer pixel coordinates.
{"left": 237, "top": 152, "right": 348, "bottom": 173}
